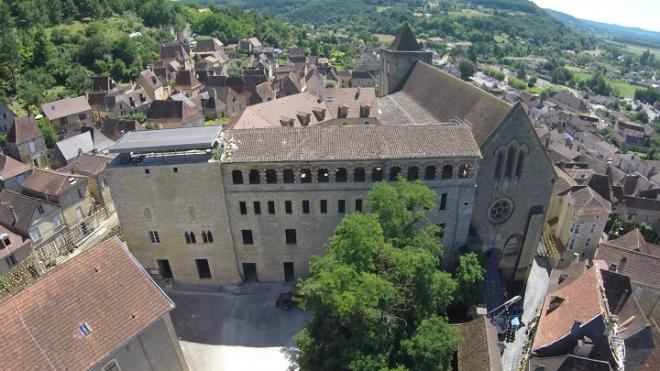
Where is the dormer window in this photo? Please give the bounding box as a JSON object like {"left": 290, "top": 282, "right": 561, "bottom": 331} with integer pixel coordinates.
{"left": 337, "top": 104, "right": 349, "bottom": 119}
{"left": 359, "top": 104, "right": 370, "bottom": 118}
{"left": 547, "top": 296, "right": 565, "bottom": 314}
{"left": 297, "top": 112, "right": 311, "bottom": 127}
{"left": 280, "top": 118, "right": 294, "bottom": 128}
{"left": 312, "top": 108, "right": 326, "bottom": 121}
{"left": 79, "top": 323, "right": 92, "bottom": 337}
{"left": 37, "top": 204, "right": 45, "bottom": 215}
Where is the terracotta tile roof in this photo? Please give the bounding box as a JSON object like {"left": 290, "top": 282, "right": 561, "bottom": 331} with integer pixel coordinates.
{"left": 98, "top": 117, "right": 142, "bottom": 141}
{"left": 389, "top": 23, "right": 421, "bottom": 51}
{"left": 222, "top": 124, "right": 480, "bottom": 163}
{"left": 0, "top": 153, "right": 31, "bottom": 181}
{"left": 602, "top": 228, "right": 660, "bottom": 257}
{"left": 595, "top": 244, "right": 660, "bottom": 289}
{"left": 454, "top": 315, "right": 502, "bottom": 371}
{"left": 8, "top": 117, "right": 42, "bottom": 144}
{"left": 0, "top": 224, "right": 31, "bottom": 260}
{"left": 21, "top": 168, "right": 87, "bottom": 199}
{"left": 533, "top": 265, "right": 607, "bottom": 350}
{"left": 0, "top": 237, "right": 174, "bottom": 370}
{"left": 382, "top": 62, "right": 512, "bottom": 145}
{"left": 41, "top": 96, "right": 91, "bottom": 120}
{"left": 58, "top": 153, "right": 114, "bottom": 176}
{"left": 0, "top": 189, "right": 42, "bottom": 236}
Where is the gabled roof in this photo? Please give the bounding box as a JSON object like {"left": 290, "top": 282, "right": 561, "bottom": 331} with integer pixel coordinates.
{"left": 595, "top": 244, "right": 660, "bottom": 288}
{"left": 21, "top": 168, "right": 87, "bottom": 199}
{"left": 0, "top": 224, "right": 31, "bottom": 261}
{"left": 58, "top": 153, "right": 114, "bottom": 176}
{"left": 0, "top": 154, "right": 31, "bottom": 181}
{"left": 195, "top": 38, "right": 223, "bottom": 53}
{"left": 147, "top": 100, "right": 199, "bottom": 121}
{"left": 55, "top": 131, "right": 95, "bottom": 164}
{"left": 602, "top": 228, "right": 660, "bottom": 257}
{"left": 558, "top": 185, "right": 611, "bottom": 214}
{"left": 389, "top": 23, "right": 421, "bottom": 51}
{"left": 175, "top": 69, "right": 202, "bottom": 91}
{"left": 8, "top": 117, "right": 42, "bottom": 144}
{"left": 454, "top": 315, "right": 502, "bottom": 371}
{"left": 41, "top": 96, "right": 92, "bottom": 120}
{"left": 0, "top": 237, "right": 174, "bottom": 370}
{"left": 0, "top": 189, "right": 43, "bottom": 235}
{"left": 98, "top": 118, "right": 142, "bottom": 141}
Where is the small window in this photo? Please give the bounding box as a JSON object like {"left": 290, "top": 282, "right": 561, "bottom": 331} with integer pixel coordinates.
{"left": 285, "top": 229, "right": 297, "bottom": 245}
{"left": 241, "top": 230, "right": 254, "bottom": 245}
{"left": 335, "top": 168, "right": 347, "bottom": 182}
{"left": 505, "top": 146, "right": 516, "bottom": 177}
{"left": 389, "top": 167, "right": 401, "bottom": 181}
{"left": 440, "top": 193, "right": 447, "bottom": 210}
{"left": 300, "top": 169, "right": 312, "bottom": 183}
{"left": 268, "top": 201, "right": 275, "bottom": 214}
{"left": 372, "top": 167, "right": 384, "bottom": 182}
{"left": 148, "top": 231, "right": 160, "bottom": 244}
{"left": 318, "top": 169, "right": 329, "bottom": 183}
{"left": 173, "top": 167, "right": 178, "bottom": 173}
{"left": 441, "top": 165, "right": 453, "bottom": 179}
{"left": 143, "top": 208, "right": 152, "bottom": 220}
{"left": 302, "top": 200, "right": 310, "bottom": 214}
{"left": 458, "top": 164, "right": 470, "bottom": 178}
{"left": 355, "top": 199, "right": 363, "bottom": 212}
{"left": 206, "top": 231, "right": 213, "bottom": 243}
{"left": 424, "top": 166, "right": 436, "bottom": 180}
{"left": 239, "top": 201, "right": 247, "bottom": 215}
{"left": 253, "top": 201, "right": 261, "bottom": 215}
{"left": 144, "top": 169, "right": 150, "bottom": 175}
{"left": 354, "top": 167, "right": 366, "bottom": 182}
{"left": 78, "top": 113, "right": 87, "bottom": 120}
{"left": 202, "top": 231, "right": 208, "bottom": 243}
{"left": 79, "top": 323, "right": 92, "bottom": 337}
{"left": 407, "top": 166, "right": 419, "bottom": 181}
{"left": 249, "top": 170, "right": 261, "bottom": 184}
{"left": 515, "top": 151, "right": 525, "bottom": 177}
{"left": 37, "top": 204, "right": 45, "bottom": 215}
{"left": 196, "top": 259, "right": 212, "bottom": 279}
{"left": 283, "top": 169, "right": 295, "bottom": 183}
{"left": 190, "top": 232, "right": 196, "bottom": 244}
{"left": 103, "top": 361, "right": 120, "bottom": 371}
{"left": 495, "top": 152, "right": 504, "bottom": 178}
{"left": 285, "top": 201, "right": 292, "bottom": 214}
{"left": 338, "top": 200, "right": 346, "bottom": 213}
{"left": 232, "top": 170, "right": 244, "bottom": 184}
{"left": 320, "top": 200, "right": 327, "bottom": 214}
{"left": 266, "top": 169, "right": 278, "bottom": 184}
{"left": 185, "top": 232, "right": 191, "bottom": 244}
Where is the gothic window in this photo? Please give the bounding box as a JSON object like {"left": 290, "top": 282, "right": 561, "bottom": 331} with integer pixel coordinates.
{"left": 354, "top": 167, "right": 366, "bottom": 182}
{"left": 488, "top": 198, "right": 514, "bottom": 224}
{"left": 504, "top": 146, "right": 516, "bottom": 177}
{"left": 389, "top": 167, "right": 401, "bottom": 181}
{"left": 495, "top": 152, "right": 504, "bottom": 178}
{"left": 266, "top": 169, "right": 277, "bottom": 184}
{"left": 407, "top": 166, "right": 419, "bottom": 181}
{"left": 202, "top": 231, "right": 208, "bottom": 243}
{"left": 189, "top": 232, "right": 196, "bottom": 244}
{"left": 185, "top": 232, "right": 191, "bottom": 244}
{"left": 441, "top": 165, "right": 453, "bottom": 179}
{"left": 424, "top": 166, "right": 436, "bottom": 180}
{"left": 503, "top": 235, "right": 523, "bottom": 256}
{"left": 515, "top": 150, "right": 525, "bottom": 177}
{"left": 336, "top": 168, "right": 348, "bottom": 182}
{"left": 207, "top": 231, "right": 213, "bottom": 243}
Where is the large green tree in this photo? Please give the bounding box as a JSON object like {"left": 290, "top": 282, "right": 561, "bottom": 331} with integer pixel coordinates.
{"left": 295, "top": 180, "right": 461, "bottom": 371}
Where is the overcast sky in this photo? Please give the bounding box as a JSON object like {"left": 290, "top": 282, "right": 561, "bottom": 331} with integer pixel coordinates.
{"left": 532, "top": 0, "right": 660, "bottom": 33}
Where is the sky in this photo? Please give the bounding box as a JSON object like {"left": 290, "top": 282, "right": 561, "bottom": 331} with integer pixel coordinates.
{"left": 531, "top": 0, "right": 660, "bottom": 33}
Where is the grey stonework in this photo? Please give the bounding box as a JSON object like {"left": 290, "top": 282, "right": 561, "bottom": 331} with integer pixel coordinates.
{"left": 379, "top": 49, "right": 432, "bottom": 96}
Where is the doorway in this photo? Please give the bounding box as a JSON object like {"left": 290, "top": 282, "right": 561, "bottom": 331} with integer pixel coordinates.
{"left": 157, "top": 259, "right": 173, "bottom": 279}
{"left": 242, "top": 263, "right": 258, "bottom": 282}
{"left": 283, "top": 262, "right": 295, "bottom": 282}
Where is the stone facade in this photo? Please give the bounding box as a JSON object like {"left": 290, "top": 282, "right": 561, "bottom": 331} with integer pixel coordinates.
{"left": 0, "top": 101, "right": 15, "bottom": 133}
{"left": 7, "top": 135, "right": 48, "bottom": 168}
{"left": 379, "top": 48, "right": 432, "bottom": 96}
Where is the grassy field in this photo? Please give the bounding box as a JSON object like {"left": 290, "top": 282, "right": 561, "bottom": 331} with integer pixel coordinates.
{"left": 603, "top": 40, "right": 660, "bottom": 58}
{"left": 374, "top": 34, "right": 395, "bottom": 43}
{"left": 567, "top": 67, "right": 640, "bottom": 98}
{"left": 448, "top": 9, "right": 491, "bottom": 18}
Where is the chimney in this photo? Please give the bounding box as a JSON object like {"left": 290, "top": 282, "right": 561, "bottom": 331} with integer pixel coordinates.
{"left": 354, "top": 88, "right": 360, "bottom": 100}
{"left": 616, "top": 256, "right": 627, "bottom": 273}
{"left": 614, "top": 288, "right": 630, "bottom": 314}
{"left": 9, "top": 206, "right": 17, "bottom": 226}
{"left": 78, "top": 148, "right": 83, "bottom": 157}
{"left": 0, "top": 233, "right": 10, "bottom": 250}
{"left": 359, "top": 104, "right": 370, "bottom": 118}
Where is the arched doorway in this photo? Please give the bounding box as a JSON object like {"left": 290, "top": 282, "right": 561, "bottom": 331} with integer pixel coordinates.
{"left": 500, "top": 234, "right": 523, "bottom": 275}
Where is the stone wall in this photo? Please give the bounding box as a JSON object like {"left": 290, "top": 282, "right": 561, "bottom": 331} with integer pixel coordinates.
{"left": 379, "top": 50, "right": 432, "bottom": 96}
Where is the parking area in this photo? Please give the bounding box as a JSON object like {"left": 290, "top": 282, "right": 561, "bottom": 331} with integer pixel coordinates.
{"left": 164, "top": 283, "right": 311, "bottom": 371}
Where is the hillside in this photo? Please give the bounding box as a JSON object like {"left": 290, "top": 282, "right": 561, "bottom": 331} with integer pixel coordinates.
{"left": 545, "top": 8, "right": 660, "bottom": 49}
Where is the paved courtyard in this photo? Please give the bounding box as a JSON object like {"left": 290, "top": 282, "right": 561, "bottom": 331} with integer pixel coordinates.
{"left": 164, "top": 283, "right": 311, "bottom": 371}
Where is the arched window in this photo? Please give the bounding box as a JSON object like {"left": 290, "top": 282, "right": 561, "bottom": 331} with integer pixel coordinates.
{"left": 207, "top": 231, "right": 213, "bottom": 243}
{"left": 425, "top": 166, "right": 436, "bottom": 180}
{"left": 190, "top": 232, "right": 196, "bottom": 244}
{"left": 495, "top": 152, "right": 504, "bottom": 178}
{"left": 458, "top": 164, "right": 470, "bottom": 178}
{"left": 185, "top": 232, "right": 191, "bottom": 244}
{"left": 283, "top": 169, "right": 294, "bottom": 183}
{"left": 318, "top": 169, "right": 329, "bottom": 183}
{"left": 354, "top": 167, "right": 366, "bottom": 182}
{"left": 300, "top": 169, "right": 312, "bottom": 183}
{"left": 266, "top": 169, "right": 277, "bottom": 184}
{"left": 232, "top": 170, "right": 243, "bottom": 184}
{"left": 407, "top": 166, "right": 419, "bottom": 181}
{"left": 503, "top": 235, "right": 523, "bottom": 256}
{"left": 202, "top": 231, "right": 208, "bottom": 243}
{"left": 515, "top": 150, "right": 525, "bottom": 177}
{"left": 389, "top": 166, "right": 401, "bottom": 181}
{"left": 372, "top": 167, "right": 384, "bottom": 182}
{"left": 249, "top": 170, "right": 260, "bottom": 184}
{"left": 335, "top": 168, "right": 347, "bottom": 182}
{"left": 442, "top": 164, "right": 453, "bottom": 179}
{"left": 504, "top": 146, "right": 516, "bottom": 177}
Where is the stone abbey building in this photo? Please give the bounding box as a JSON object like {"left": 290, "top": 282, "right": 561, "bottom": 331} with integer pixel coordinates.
{"left": 107, "top": 25, "right": 554, "bottom": 283}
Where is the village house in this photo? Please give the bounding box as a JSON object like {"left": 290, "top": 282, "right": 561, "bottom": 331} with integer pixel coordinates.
{"left": 0, "top": 237, "right": 189, "bottom": 371}
{"left": 548, "top": 91, "right": 589, "bottom": 114}
{"left": 145, "top": 99, "right": 204, "bottom": 129}
{"left": 350, "top": 70, "right": 376, "bottom": 88}
{"left": 53, "top": 129, "right": 115, "bottom": 167}
{"left": 0, "top": 153, "right": 31, "bottom": 192}
{"left": 0, "top": 101, "right": 15, "bottom": 133}
{"left": 239, "top": 37, "right": 262, "bottom": 53}
{"left": 6, "top": 117, "right": 48, "bottom": 168}
{"left": 88, "top": 76, "right": 151, "bottom": 121}
{"left": 41, "top": 96, "right": 93, "bottom": 132}
{"left": 0, "top": 224, "right": 32, "bottom": 274}
{"left": 454, "top": 314, "right": 503, "bottom": 371}
{"left": 97, "top": 117, "right": 142, "bottom": 141}
{"left": 59, "top": 153, "right": 116, "bottom": 211}
{"left": 596, "top": 228, "right": 660, "bottom": 324}
{"left": 615, "top": 119, "right": 650, "bottom": 148}
{"left": 174, "top": 69, "right": 203, "bottom": 97}
{"left": 137, "top": 69, "right": 172, "bottom": 101}
{"left": 0, "top": 189, "right": 66, "bottom": 264}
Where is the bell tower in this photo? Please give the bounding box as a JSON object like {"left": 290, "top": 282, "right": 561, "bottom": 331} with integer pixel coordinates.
{"left": 379, "top": 23, "right": 433, "bottom": 96}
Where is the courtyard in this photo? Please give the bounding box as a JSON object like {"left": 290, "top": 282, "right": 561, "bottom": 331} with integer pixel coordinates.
{"left": 165, "top": 283, "right": 311, "bottom": 371}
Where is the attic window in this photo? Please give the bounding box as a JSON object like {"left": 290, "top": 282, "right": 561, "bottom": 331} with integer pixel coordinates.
{"left": 79, "top": 323, "right": 92, "bottom": 337}
{"left": 279, "top": 118, "right": 294, "bottom": 128}
{"left": 1, "top": 235, "right": 10, "bottom": 247}
{"left": 558, "top": 273, "right": 568, "bottom": 284}
{"left": 296, "top": 112, "right": 311, "bottom": 127}
{"left": 547, "top": 296, "right": 565, "bottom": 314}
{"left": 68, "top": 177, "right": 76, "bottom": 185}
{"left": 337, "top": 104, "right": 349, "bottom": 119}
{"left": 359, "top": 104, "right": 370, "bottom": 118}
{"left": 312, "top": 108, "right": 326, "bottom": 121}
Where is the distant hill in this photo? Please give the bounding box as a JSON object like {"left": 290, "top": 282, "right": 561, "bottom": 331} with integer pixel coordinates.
{"left": 544, "top": 8, "right": 660, "bottom": 49}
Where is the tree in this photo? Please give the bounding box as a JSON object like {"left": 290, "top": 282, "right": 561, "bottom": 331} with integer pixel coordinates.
{"left": 36, "top": 117, "right": 57, "bottom": 148}
{"left": 635, "top": 110, "right": 649, "bottom": 124}
{"left": 459, "top": 60, "right": 475, "bottom": 80}
{"left": 295, "top": 180, "right": 460, "bottom": 370}
{"left": 454, "top": 252, "right": 485, "bottom": 305}
{"left": 65, "top": 65, "right": 93, "bottom": 95}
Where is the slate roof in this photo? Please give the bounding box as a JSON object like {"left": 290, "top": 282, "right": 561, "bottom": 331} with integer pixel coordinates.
{"left": 528, "top": 354, "right": 612, "bottom": 371}
{"left": 55, "top": 131, "right": 95, "bottom": 163}
{"left": 0, "top": 237, "right": 174, "bottom": 370}
{"left": 595, "top": 245, "right": 660, "bottom": 288}
{"left": 221, "top": 125, "right": 480, "bottom": 163}
{"left": 41, "top": 96, "right": 92, "bottom": 120}
{"left": 549, "top": 91, "right": 588, "bottom": 113}
{"left": 21, "top": 168, "right": 87, "bottom": 199}
{"left": 602, "top": 228, "right": 660, "bottom": 257}
{"left": 379, "top": 62, "right": 512, "bottom": 145}
{"left": 0, "top": 154, "right": 31, "bottom": 181}
{"left": 8, "top": 117, "right": 42, "bottom": 144}
{"left": 390, "top": 23, "right": 421, "bottom": 51}
{"left": 175, "top": 69, "right": 202, "bottom": 91}
{"left": 59, "top": 153, "right": 114, "bottom": 176}
{"left": 454, "top": 315, "right": 502, "bottom": 371}
{"left": 0, "top": 189, "right": 42, "bottom": 235}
